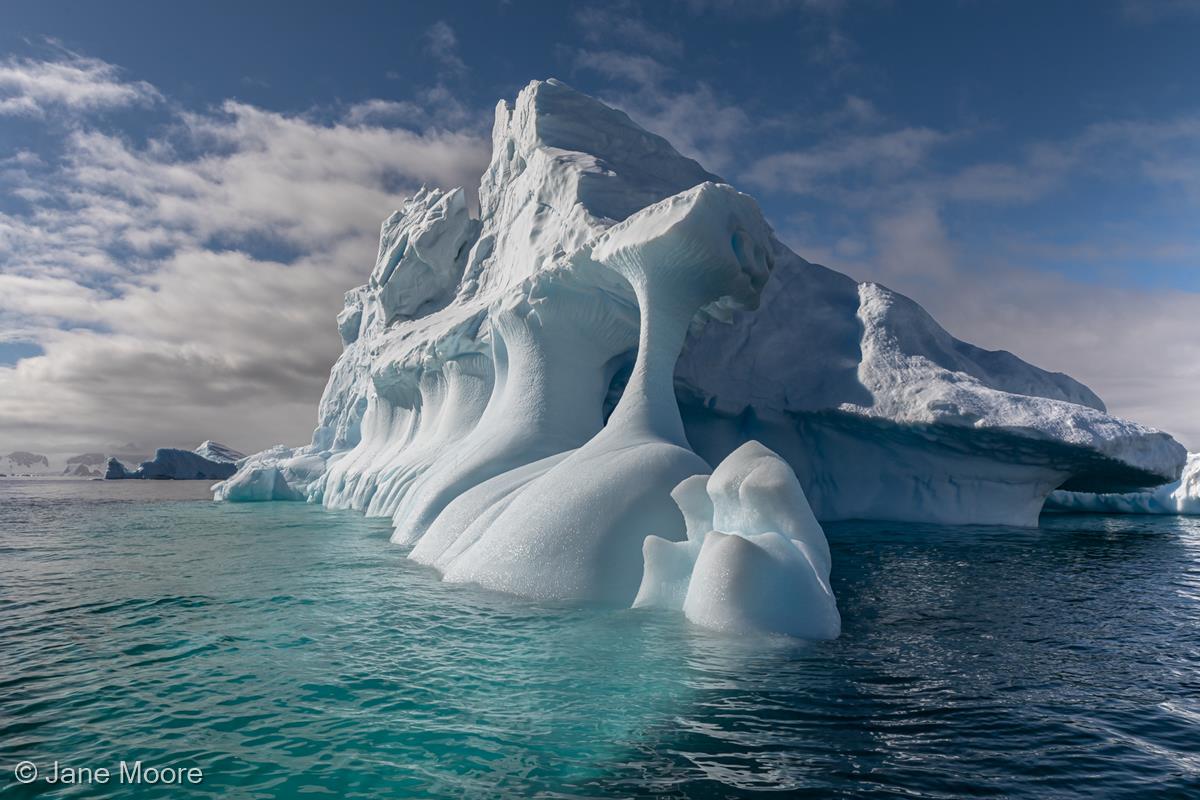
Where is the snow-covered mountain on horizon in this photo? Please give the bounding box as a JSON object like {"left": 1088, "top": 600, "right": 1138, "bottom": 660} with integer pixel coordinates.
{"left": 1, "top": 451, "right": 51, "bottom": 475}
{"left": 0, "top": 444, "right": 223, "bottom": 477}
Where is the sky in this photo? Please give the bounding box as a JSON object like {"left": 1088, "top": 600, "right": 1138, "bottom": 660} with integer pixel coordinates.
{"left": 0, "top": 0, "right": 1198, "bottom": 462}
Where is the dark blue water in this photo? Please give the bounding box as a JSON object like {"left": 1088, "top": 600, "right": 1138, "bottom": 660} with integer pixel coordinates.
{"left": 2, "top": 479, "right": 1198, "bottom": 798}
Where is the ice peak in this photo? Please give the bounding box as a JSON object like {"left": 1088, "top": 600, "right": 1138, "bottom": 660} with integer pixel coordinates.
{"left": 194, "top": 441, "right": 245, "bottom": 463}
{"left": 481, "top": 79, "right": 719, "bottom": 223}
{"left": 465, "top": 79, "right": 727, "bottom": 297}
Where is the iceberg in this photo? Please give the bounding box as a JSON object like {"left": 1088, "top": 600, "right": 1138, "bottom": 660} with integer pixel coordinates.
{"left": 635, "top": 442, "right": 840, "bottom": 639}
{"left": 1046, "top": 452, "right": 1199, "bottom": 515}
{"left": 194, "top": 441, "right": 245, "bottom": 463}
{"left": 212, "top": 445, "right": 324, "bottom": 501}
{"left": 216, "top": 79, "right": 1186, "bottom": 609}
{"left": 107, "top": 442, "right": 242, "bottom": 480}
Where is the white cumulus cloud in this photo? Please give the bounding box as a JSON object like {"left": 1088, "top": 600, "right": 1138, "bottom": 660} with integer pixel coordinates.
{"left": 0, "top": 52, "right": 490, "bottom": 459}
{"left": 0, "top": 45, "right": 160, "bottom": 116}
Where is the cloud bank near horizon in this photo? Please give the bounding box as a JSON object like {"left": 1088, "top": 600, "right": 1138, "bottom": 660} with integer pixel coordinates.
{"left": 0, "top": 41, "right": 490, "bottom": 458}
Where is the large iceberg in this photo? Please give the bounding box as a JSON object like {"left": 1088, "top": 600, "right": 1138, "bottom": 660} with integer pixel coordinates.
{"left": 216, "top": 79, "right": 1186, "bottom": 605}
{"left": 1046, "top": 452, "right": 1199, "bottom": 515}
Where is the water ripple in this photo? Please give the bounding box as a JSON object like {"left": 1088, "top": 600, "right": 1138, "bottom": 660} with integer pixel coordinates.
{"left": 1, "top": 479, "right": 1199, "bottom": 798}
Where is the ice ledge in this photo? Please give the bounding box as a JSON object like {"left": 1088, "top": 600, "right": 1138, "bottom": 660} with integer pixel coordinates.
{"left": 1047, "top": 453, "right": 1200, "bottom": 515}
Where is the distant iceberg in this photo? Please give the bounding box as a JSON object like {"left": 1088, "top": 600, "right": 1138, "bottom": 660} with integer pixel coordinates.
{"left": 1047, "top": 453, "right": 1199, "bottom": 515}
{"left": 215, "top": 79, "right": 1187, "bottom": 615}
{"left": 107, "top": 442, "right": 242, "bottom": 480}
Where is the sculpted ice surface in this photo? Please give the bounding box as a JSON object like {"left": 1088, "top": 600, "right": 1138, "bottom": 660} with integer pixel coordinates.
{"left": 436, "top": 183, "right": 773, "bottom": 603}
{"left": 213, "top": 79, "right": 1188, "bottom": 625}
{"left": 636, "top": 442, "right": 840, "bottom": 639}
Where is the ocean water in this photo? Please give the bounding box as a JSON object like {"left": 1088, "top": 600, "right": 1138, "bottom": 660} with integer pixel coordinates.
{"left": 1, "top": 479, "right": 1198, "bottom": 799}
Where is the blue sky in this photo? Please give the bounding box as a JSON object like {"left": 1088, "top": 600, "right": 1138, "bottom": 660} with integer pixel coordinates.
{"left": 1, "top": 0, "right": 1198, "bottom": 457}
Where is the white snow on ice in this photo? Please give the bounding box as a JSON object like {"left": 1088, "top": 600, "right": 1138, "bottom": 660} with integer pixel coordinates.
{"left": 194, "top": 441, "right": 245, "bottom": 464}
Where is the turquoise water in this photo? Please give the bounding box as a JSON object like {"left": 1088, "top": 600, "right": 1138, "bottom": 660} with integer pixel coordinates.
{"left": 2, "top": 479, "right": 1199, "bottom": 799}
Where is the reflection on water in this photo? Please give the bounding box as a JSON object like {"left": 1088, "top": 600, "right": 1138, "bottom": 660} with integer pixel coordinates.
{"left": 1, "top": 479, "right": 1198, "bottom": 798}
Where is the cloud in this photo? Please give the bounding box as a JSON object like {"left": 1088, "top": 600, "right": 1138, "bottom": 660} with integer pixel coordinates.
{"left": 566, "top": 8, "right": 750, "bottom": 173}
{"left": 806, "top": 24, "right": 858, "bottom": 70}
{"left": 0, "top": 46, "right": 159, "bottom": 116}
{"left": 570, "top": 51, "right": 747, "bottom": 172}
{"left": 678, "top": 0, "right": 862, "bottom": 80}
{"left": 574, "top": 49, "right": 670, "bottom": 88}
{"left": 2, "top": 102, "right": 488, "bottom": 265}
{"left": 0, "top": 52, "right": 490, "bottom": 459}
{"left": 576, "top": 81, "right": 747, "bottom": 174}
{"left": 346, "top": 85, "right": 476, "bottom": 131}
{"left": 744, "top": 127, "right": 949, "bottom": 192}
{"left": 840, "top": 95, "right": 881, "bottom": 125}
{"left": 0, "top": 274, "right": 106, "bottom": 322}
{"left": 1120, "top": 0, "right": 1200, "bottom": 22}
{"left": 681, "top": 0, "right": 849, "bottom": 15}
{"left": 424, "top": 21, "right": 467, "bottom": 75}
{"left": 345, "top": 98, "right": 427, "bottom": 126}
{"left": 575, "top": 7, "right": 684, "bottom": 57}
{"left": 870, "top": 204, "right": 957, "bottom": 281}
{"left": 747, "top": 108, "right": 1200, "bottom": 209}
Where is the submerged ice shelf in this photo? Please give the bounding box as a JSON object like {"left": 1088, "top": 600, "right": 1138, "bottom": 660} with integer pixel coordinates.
{"left": 215, "top": 79, "right": 1187, "bottom": 629}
